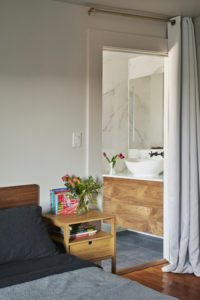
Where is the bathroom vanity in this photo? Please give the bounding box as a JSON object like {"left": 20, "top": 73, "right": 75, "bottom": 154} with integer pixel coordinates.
{"left": 103, "top": 174, "right": 163, "bottom": 237}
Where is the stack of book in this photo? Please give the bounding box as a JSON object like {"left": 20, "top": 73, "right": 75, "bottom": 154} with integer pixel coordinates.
{"left": 50, "top": 188, "right": 79, "bottom": 215}
{"left": 70, "top": 223, "right": 97, "bottom": 240}
{"left": 46, "top": 223, "right": 97, "bottom": 241}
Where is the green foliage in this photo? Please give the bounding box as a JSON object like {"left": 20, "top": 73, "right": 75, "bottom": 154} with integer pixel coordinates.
{"left": 62, "top": 174, "right": 101, "bottom": 213}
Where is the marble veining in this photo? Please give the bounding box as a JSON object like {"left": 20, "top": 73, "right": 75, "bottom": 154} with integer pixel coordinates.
{"left": 102, "top": 51, "right": 130, "bottom": 174}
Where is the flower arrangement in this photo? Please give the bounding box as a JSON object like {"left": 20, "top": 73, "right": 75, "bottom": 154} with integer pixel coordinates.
{"left": 62, "top": 174, "right": 101, "bottom": 214}
{"left": 103, "top": 152, "right": 125, "bottom": 168}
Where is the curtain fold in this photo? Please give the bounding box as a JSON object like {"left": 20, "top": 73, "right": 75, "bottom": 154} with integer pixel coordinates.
{"left": 163, "top": 16, "right": 200, "bottom": 277}
{"left": 194, "top": 17, "right": 200, "bottom": 96}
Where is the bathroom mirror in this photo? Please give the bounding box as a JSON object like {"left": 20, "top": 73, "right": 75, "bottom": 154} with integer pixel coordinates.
{"left": 128, "top": 55, "right": 164, "bottom": 149}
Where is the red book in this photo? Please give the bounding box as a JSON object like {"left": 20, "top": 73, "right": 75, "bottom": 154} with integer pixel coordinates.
{"left": 70, "top": 231, "right": 97, "bottom": 240}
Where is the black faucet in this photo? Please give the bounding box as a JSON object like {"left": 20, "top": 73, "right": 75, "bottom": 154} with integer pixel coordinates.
{"left": 149, "top": 151, "right": 164, "bottom": 158}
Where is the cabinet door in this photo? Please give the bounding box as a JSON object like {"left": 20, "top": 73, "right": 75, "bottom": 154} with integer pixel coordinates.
{"left": 69, "top": 238, "right": 113, "bottom": 261}
{"left": 103, "top": 177, "right": 163, "bottom": 236}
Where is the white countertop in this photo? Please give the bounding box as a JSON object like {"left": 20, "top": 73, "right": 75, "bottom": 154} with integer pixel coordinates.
{"left": 102, "top": 172, "right": 163, "bottom": 182}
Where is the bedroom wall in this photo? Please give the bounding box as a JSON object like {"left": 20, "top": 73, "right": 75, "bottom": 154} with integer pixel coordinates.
{"left": 0, "top": 0, "right": 167, "bottom": 211}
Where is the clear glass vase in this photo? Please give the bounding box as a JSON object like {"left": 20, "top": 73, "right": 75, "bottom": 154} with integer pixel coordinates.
{"left": 109, "top": 163, "right": 116, "bottom": 176}
{"left": 76, "top": 195, "right": 89, "bottom": 215}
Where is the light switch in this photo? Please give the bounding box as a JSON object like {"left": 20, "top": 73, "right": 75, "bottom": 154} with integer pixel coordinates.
{"left": 72, "top": 132, "right": 82, "bottom": 147}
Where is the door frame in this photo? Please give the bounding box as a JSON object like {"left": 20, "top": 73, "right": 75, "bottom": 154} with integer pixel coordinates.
{"left": 86, "top": 28, "right": 168, "bottom": 257}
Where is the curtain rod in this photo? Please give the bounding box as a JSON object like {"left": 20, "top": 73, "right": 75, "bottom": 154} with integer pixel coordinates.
{"left": 88, "top": 7, "right": 175, "bottom": 25}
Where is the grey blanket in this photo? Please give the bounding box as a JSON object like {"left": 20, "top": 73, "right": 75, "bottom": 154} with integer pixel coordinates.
{"left": 0, "top": 267, "right": 177, "bottom": 300}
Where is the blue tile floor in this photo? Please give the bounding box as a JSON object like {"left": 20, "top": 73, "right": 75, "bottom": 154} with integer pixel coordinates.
{"left": 102, "top": 230, "right": 163, "bottom": 272}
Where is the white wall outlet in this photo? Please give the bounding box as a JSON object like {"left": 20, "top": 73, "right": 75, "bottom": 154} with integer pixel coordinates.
{"left": 72, "top": 132, "right": 82, "bottom": 147}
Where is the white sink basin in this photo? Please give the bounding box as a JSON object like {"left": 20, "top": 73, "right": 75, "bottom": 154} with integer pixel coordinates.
{"left": 125, "top": 158, "right": 163, "bottom": 177}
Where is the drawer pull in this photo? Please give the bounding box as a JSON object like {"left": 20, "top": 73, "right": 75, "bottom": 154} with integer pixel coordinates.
{"left": 88, "top": 241, "right": 93, "bottom": 245}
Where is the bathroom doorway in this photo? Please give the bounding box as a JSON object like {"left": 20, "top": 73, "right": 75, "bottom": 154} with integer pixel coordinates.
{"left": 102, "top": 49, "right": 165, "bottom": 272}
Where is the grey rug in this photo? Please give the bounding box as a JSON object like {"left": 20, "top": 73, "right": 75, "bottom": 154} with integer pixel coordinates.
{"left": 102, "top": 230, "right": 163, "bottom": 272}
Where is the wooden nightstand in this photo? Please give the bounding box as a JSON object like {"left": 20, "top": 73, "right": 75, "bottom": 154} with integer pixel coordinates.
{"left": 43, "top": 210, "right": 116, "bottom": 273}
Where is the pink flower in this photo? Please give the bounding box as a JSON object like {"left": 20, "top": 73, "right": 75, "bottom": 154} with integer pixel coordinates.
{"left": 118, "top": 153, "right": 125, "bottom": 159}
{"left": 103, "top": 152, "right": 107, "bottom": 157}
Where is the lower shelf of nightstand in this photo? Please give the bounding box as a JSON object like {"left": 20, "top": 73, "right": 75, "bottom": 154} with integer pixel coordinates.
{"left": 50, "top": 230, "right": 112, "bottom": 245}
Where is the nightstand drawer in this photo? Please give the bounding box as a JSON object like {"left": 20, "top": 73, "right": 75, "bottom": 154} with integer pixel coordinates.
{"left": 69, "top": 237, "right": 113, "bottom": 261}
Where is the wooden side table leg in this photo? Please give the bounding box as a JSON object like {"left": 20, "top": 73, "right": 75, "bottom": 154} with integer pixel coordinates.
{"left": 111, "top": 216, "right": 116, "bottom": 273}
{"left": 64, "top": 225, "right": 70, "bottom": 253}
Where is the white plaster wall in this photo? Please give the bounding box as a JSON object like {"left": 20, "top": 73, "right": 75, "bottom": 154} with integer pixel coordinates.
{"left": 0, "top": 0, "right": 167, "bottom": 211}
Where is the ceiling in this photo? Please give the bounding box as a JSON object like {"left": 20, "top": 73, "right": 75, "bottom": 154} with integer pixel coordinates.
{"left": 57, "top": 0, "right": 200, "bottom": 18}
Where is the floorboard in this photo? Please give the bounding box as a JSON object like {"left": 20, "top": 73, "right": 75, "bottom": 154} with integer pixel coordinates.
{"left": 121, "top": 263, "right": 200, "bottom": 300}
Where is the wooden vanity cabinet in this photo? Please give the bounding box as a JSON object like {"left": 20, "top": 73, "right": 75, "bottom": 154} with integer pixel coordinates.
{"left": 103, "top": 177, "right": 163, "bottom": 237}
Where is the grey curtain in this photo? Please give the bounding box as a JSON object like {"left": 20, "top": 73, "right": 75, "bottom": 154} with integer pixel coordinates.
{"left": 194, "top": 17, "right": 200, "bottom": 92}
{"left": 163, "top": 16, "right": 200, "bottom": 276}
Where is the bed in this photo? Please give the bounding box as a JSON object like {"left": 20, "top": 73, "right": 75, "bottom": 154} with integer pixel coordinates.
{"left": 0, "top": 184, "right": 177, "bottom": 300}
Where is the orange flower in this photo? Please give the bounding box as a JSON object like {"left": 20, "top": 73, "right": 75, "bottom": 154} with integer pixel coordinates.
{"left": 68, "top": 179, "right": 75, "bottom": 187}
{"left": 73, "top": 177, "right": 80, "bottom": 184}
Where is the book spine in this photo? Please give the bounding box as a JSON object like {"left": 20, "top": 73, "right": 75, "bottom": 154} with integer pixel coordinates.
{"left": 70, "top": 232, "right": 97, "bottom": 240}
{"left": 70, "top": 230, "right": 97, "bottom": 238}
{"left": 51, "top": 188, "right": 68, "bottom": 192}
{"left": 51, "top": 190, "right": 55, "bottom": 214}
{"left": 54, "top": 194, "right": 58, "bottom": 215}
{"left": 53, "top": 190, "right": 70, "bottom": 195}
{"left": 70, "top": 228, "right": 96, "bottom": 234}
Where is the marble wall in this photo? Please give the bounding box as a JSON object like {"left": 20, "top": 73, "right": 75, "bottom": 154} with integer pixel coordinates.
{"left": 102, "top": 51, "right": 132, "bottom": 173}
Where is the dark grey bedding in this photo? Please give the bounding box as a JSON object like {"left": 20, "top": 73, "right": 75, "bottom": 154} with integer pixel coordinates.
{"left": 0, "top": 253, "right": 95, "bottom": 288}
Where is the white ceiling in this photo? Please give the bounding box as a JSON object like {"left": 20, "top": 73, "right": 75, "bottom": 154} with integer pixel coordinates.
{"left": 57, "top": 0, "right": 200, "bottom": 18}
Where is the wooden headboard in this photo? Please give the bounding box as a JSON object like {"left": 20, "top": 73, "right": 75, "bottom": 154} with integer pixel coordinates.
{"left": 0, "top": 184, "right": 39, "bottom": 210}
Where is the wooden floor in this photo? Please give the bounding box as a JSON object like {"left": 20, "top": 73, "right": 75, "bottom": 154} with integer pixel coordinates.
{"left": 121, "top": 264, "right": 200, "bottom": 300}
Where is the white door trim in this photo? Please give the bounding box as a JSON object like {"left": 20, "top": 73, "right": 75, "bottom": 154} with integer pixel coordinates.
{"left": 86, "top": 28, "right": 168, "bottom": 178}
{"left": 86, "top": 29, "right": 168, "bottom": 254}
